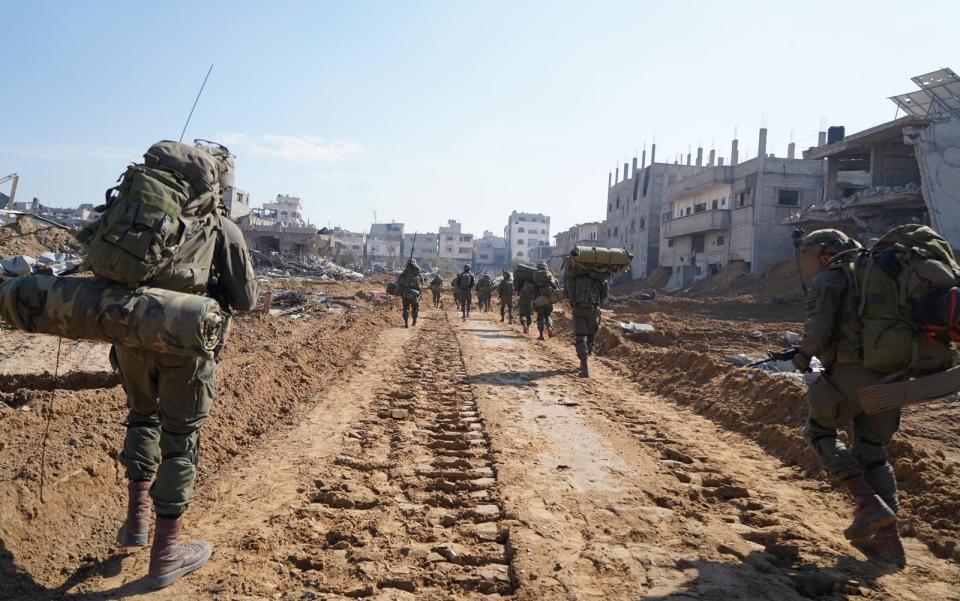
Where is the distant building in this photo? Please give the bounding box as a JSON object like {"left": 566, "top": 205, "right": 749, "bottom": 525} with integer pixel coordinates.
{"left": 262, "top": 194, "right": 306, "bottom": 226}
{"left": 438, "top": 220, "right": 474, "bottom": 261}
{"left": 366, "top": 222, "right": 405, "bottom": 268}
{"left": 330, "top": 228, "right": 366, "bottom": 255}
{"left": 473, "top": 231, "right": 509, "bottom": 272}
{"left": 403, "top": 232, "right": 440, "bottom": 261}
{"left": 237, "top": 193, "right": 327, "bottom": 255}
{"left": 505, "top": 211, "right": 550, "bottom": 264}
{"left": 549, "top": 222, "right": 601, "bottom": 273}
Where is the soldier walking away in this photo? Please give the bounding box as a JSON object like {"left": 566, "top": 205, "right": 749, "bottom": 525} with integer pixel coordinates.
{"left": 498, "top": 270, "right": 514, "bottom": 323}
{"left": 515, "top": 267, "right": 536, "bottom": 334}
{"left": 793, "top": 229, "right": 922, "bottom": 568}
{"left": 396, "top": 259, "right": 425, "bottom": 327}
{"left": 100, "top": 141, "right": 258, "bottom": 589}
{"left": 429, "top": 273, "right": 444, "bottom": 308}
{"left": 533, "top": 263, "right": 558, "bottom": 340}
{"left": 565, "top": 259, "right": 609, "bottom": 378}
{"left": 477, "top": 271, "right": 494, "bottom": 312}
{"left": 452, "top": 265, "right": 475, "bottom": 319}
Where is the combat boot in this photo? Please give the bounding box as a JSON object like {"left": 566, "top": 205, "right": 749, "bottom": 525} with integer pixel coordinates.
{"left": 522, "top": 323, "right": 529, "bottom": 334}
{"left": 403, "top": 318, "right": 409, "bottom": 328}
{"left": 537, "top": 328, "right": 545, "bottom": 341}
{"left": 841, "top": 475, "right": 897, "bottom": 540}
{"left": 148, "top": 515, "right": 212, "bottom": 589}
{"left": 412, "top": 316, "right": 417, "bottom": 327}
{"left": 546, "top": 326, "right": 555, "bottom": 338}
{"left": 852, "top": 523, "right": 906, "bottom": 568}
{"left": 579, "top": 357, "right": 589, "bottom": 378}
{"left": 117, "top": 480, "right": 152, "bottom": 547}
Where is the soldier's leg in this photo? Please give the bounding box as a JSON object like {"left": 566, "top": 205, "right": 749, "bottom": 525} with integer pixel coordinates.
{"left": 508, "top": 301, "right": 513, "bottom": 323}
{"left": 402, "top": 299, "right": 410, "bottom": 326}
{"left": 113, "top": 345, "right": 160, "bottom": 546}
{"left": 851, "top": 409, "right": 902, "bottom": 512}
{"left": 114, "top": 346, "right": 162, "bottom": 482}
{"left": 536, "top": 310, "right": 546, "bottom": 338}
{"left": 411, "top": 298, "right": 419, "bottom": 326}
{"left": 586, "top": 307, "right": 600, "bottom": 355}
{"left": 544, "top": 306, "right": 554, "bottom": 337}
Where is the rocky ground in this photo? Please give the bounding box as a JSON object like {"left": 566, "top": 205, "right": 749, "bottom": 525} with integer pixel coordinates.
{"left": 0, "top": 284, "right": 958, "bottom": 600}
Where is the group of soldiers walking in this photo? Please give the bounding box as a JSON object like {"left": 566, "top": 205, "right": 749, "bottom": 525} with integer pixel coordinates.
{"left": 391, "top": 255, "right": 611, "bottom": 378}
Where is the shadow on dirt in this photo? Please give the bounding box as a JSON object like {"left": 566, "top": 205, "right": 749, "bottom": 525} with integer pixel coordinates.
{"left": 643, "top": 550, "right": 900, "bottom": 600}
{"left": 465, "top": 368, "right": 573, "bottom": 387}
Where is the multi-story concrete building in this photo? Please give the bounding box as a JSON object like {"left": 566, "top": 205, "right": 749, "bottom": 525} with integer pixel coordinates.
{"left": 505, "top": 211, "right": 550, "bottom": 264}
{"left": 330, "top": 228, "right": 366, "bottom": 255}
{"left": 223, "top": 187, "right": 250, "bottom": 220}
{"left": 438, "top": 220, "right": 474, "bottom": 261}
{"left": 659, "top": 129, "right": 825, "bottom": 289}
{"left": 602, "top": 147, "right": 700, "bottom": 278}
{"left": 473, "top": 231, "right": 509, "bottom": 273}
{"left": 262, "top": 194, "right": 306, "bottom": 225}
{"left": 366, "top": 222, "right": 404, "bottom": 268}
{"left": 402, "top": 232, "right": 440, "bottom": 261}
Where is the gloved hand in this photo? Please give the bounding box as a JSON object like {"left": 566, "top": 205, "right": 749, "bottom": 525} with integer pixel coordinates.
{"left": 792, "top": 351, "right": 812, "bottom": 373}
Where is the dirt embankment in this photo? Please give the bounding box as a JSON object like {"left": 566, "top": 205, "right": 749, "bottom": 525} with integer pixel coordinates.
{"left": 566, "top": 311, "right": 960, "bottom": 563}
{"left": 0, "top": 282, "right": 395, "bottom": 596}
{"left": 0, "top": 217, "right": 83, "bottom": 258}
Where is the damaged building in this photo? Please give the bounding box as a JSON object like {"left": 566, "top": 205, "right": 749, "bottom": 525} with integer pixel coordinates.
{"left": 237, "top": 194, "right": 328, "bottom": 255}
{"left": 602, "top": 148, "right": 699, "bottom": 278}
{"left": 659, "top": 129, "right": 825, "bottom": 289}
{"left": 796, "top": 68, "right": 960, "bottom": 247}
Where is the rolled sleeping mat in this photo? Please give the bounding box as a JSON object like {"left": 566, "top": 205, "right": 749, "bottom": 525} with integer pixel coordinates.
{"left": 569, "top": 246, "right": 633, "bottom": 274}
{"left": 0, "top": 275, "right": 227, "bottom": 359}
{"left": 859, "top": 365, "right": 960, "bottom": 414}
{"left": 533, "top": 289, "right": 566, "bottom": 309}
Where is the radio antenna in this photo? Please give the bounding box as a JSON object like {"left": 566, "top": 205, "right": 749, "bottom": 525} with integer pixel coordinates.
{"left": 179, "top": 64, "right": 214, "bottom": 143}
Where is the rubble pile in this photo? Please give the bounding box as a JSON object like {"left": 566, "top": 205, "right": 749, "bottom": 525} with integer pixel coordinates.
{"left": 251, "top": 250, "right": 364, "bottom": 282}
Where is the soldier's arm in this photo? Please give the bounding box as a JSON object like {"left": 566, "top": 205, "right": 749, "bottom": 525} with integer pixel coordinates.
{"left": 216, "top": 218, "right": 259, "bottom": 312}
{"left": 798, "top": 269, "right": 846, "bottom": 360}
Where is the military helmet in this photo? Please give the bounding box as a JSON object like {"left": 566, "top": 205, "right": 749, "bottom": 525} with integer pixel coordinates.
{"left": 797, "top": 229, "right": 861, "bottom": 255}
{"left": 463, "top": 264, "right": 471, "bottom": 271}
{"left": 407, "top": 258, "right": 420, "bottom": 270}
{"left": 502, "top": 270, "right": 510, "bottom": 277}
{"left": 536, "top": 262, "right": 548, "bottom": 270}
{"left": 195, "top": 139, "right": 234, "bottom": 191}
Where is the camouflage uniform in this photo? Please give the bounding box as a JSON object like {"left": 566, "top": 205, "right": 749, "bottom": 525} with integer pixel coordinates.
{"left": 497, "top": 272, "right": 514, "bottom": 323}
{"left": 396, "top": 260, "right": 425, "bottom": 327}
{"left": 116, "top": 216, "right": 257, "bottom": 515}
{"left": 795, "top": 229, "right": 909, "bottom": 565}
{"left": 452, "top": 267, "right": 475, "bottom": 319}
{"left": 566, "top": 271, "right": 608, "bottom": 360}
{"left": 477, "top": 273, "right": 494, "bottom": 312}
{"left": 515, "top": 278, "right": 535, "bottom": 332}
{"left": 429, "top": 275, "right": 443, "bottom": 308}
{"left": 534, "top": 265, "right": 558, "bottom": 339}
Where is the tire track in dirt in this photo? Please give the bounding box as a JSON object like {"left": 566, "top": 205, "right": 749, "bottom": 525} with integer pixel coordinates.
{"left": 274, "top": 311, "right": 515, "bottom": 598}
{"left": 458, "top": 312, "right": 960, "bottom": 600}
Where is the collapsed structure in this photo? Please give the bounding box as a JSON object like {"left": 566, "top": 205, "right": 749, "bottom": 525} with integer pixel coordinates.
{"left": 795, "top": 69, "right": 960, "bottom": 247}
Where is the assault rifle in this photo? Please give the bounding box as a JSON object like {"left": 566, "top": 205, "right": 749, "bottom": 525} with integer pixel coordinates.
{"left": 747, "top": 346, "right": 801, "bottom": 368}
{"left": 409, "top": 232, "right": 417, "bottom": 261}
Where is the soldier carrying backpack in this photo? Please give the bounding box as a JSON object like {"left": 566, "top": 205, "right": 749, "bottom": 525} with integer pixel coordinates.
{"left": 80, "top": 140, "right": 258, "bottom": 589}
{"left": 793, "top": 225, "right": 959, "bottom": 568}
{"left": 452, "top": 265, "right": 475, "bottom": 320}
{"left": 395, "top": 259, "right": 425, "bottom": 328}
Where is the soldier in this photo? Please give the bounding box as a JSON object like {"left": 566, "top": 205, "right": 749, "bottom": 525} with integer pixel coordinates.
{"left": 565, "top": 260, "right": 608, "bottom": 378}
{"left": 497, "top": 270, "right": 514, "bottom": 323}
{"left": 112, "top": 142, "right": 258, "bottom": 588}
{"left": 396, "top": 259, "right": 425, "bottom": 327}
{"left": 429, "top": 273, "right": 444, "bottom": 308}
{"left": 452, "top": 265, "right": 475, "bottom": 319}
{"left": 477, "top": 271, "right": 494, "bottom": 312}
{"left": 515, "top": 268, "right": 535, "bottom": 334}
{"left": 793, "top": 229, "right": 905, "bottom": 566}
{"left": 534, "top": 262, "right": 559, "bottom": 340}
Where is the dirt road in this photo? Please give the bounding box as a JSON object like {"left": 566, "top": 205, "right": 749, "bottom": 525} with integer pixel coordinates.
{"left": 0, "top": 307, "right": 933, "bottom": 600}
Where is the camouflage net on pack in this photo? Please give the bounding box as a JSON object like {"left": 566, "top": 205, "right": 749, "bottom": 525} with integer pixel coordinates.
{"left": 0, "top": 275, "right": 226, "bottom": 359}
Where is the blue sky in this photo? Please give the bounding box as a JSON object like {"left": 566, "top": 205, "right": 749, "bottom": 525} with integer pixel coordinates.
{"left": 2, "top": 0, "right": 958, "bottom": 237}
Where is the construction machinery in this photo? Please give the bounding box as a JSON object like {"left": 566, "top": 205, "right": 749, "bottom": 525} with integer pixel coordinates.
{"left": 0, "top": 173, "right": 18, "bottom": 209}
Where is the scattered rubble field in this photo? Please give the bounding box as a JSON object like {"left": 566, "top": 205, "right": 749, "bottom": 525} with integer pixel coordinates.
{"left": 0, "top": 225, "right": 958, "bottom": 599}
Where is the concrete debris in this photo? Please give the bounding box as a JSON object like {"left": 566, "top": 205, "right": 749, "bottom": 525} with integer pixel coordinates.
{"left": 783, "top": 330, "right": 800, "bottom": 345}
{"left": 0, "top": 253, "right": 83, "bottom": 277}
{"left": 252, "top": 250, "right": 364, "bottom": 282}
{"left": 618, "top": 322, "right": 655, "bottom": 333}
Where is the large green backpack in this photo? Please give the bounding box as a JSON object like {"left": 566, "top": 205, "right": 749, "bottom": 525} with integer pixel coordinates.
{"left": 79, "top": 141, "right": 227, "bottom": 292}
{"left": 855, "top": 224, "right": 959, "bottom": 375}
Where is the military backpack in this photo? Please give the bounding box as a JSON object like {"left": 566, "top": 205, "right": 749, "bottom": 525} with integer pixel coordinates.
{"left": 852, "top": 224, "right": 959, "bottom": 375}
{"left": 79, "top": 141, "right": 228, "bottom": 293}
